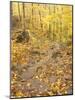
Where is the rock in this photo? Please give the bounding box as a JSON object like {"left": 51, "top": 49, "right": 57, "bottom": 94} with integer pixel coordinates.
{"left": 30, "top": 79, "right": 48, "bottom": 92}
{"left": 16, "top": 30, "right": 30, "bottom": 43}
{"left": 48, "top": 75, "right": 57, "bottom": 83}
{"left": 20, "top": 67, "right": 36, "bottom": 81}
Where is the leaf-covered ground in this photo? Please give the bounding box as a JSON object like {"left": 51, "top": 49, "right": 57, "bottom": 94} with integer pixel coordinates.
{"left": 11, "top": 30, "right": 72, "bottom": 98}
{"left": 10, "top": 2, "right": 73, "bottom": 98}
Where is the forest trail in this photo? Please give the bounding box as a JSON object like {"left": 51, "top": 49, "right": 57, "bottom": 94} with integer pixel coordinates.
{"left": 11, "top": 2, "right": 72, "bottom": 98}
{"left": 11, "top": 40, "right": 72, "bottom": 97}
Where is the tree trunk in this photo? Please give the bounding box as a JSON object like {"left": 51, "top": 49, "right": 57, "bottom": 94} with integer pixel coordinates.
{"left": 32, "top": 3, "right": 34, "bottom": 28}
{"left": 18, "top": 2, "right": 22, "bottom": 28}
{"left": 22, "top": 3, "right": 25, "bottom": 32}
{"left": 53, "top": 5, "right": 56, "bottom": 41}
{"left": 38, "top": 4, "right": 43, "bottom": 32}
{"left": 48, "top": 5, "right": 51, "bottom": 41}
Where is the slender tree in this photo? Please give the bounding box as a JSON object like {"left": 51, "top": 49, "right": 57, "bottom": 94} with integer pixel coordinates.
{"left": 53, "top": 5, "right": 56, "bottom": 41}
{"left": 10, "top": 2, "right": 13, "bottom": 28}
{"left": 18, "top": 3, "right": 21, "bottom": 22}
{"left": 60, "top": 7, "right": 63, "bottom": 42}
{"left": 32, "top": 3, "right": 34, "bottom": 28}
{"left": 48, "top": 5, "right": 51, "bottom": 41}
{"left": 18, "top": 2, "right": 22, "bottom": 28}
{"left": 22, "top": 3, "right": 25, "bottom": 32}
{"left": 38, "top": 4, "right": 43, "bottom": 32}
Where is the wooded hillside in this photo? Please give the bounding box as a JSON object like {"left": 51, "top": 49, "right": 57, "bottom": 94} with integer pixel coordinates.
{"left": 10, "top": 2, "right": 73, "bottom": 98}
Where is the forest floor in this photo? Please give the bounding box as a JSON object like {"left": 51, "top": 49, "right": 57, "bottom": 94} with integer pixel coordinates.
{"left": 11, "top": 30, "right": 72, "bottom": 98}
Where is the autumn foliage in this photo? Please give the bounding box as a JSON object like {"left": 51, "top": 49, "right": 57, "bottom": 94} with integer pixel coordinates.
{"left": 10, "top": 2, "right": 73, "bottom": 98}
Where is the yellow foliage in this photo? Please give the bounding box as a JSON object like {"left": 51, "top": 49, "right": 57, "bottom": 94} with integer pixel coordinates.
{"left": 15, "top": 91, "right": 24, "bottom": 97}
{"left": 11, "top": 2, "right": 72, "bottom": 97}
